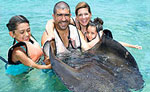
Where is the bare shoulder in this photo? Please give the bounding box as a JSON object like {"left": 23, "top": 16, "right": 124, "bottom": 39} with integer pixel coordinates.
{"left": 12, "top": 47, "right": 26, "bottom": 61}
{"left": 14, "top": 46, "right": 25, "bottom": 55}
{"left": 41, "top": 31, "right": 48, "bottom": 46}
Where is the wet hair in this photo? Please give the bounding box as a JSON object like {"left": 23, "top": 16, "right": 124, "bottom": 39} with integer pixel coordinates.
{"left": 94, "top": 17, "right": 103, "bottom": 25}
{"left": 87, "top": 17, "right": 104, "bottom": 32}
{"left": 75, "top": 2, "right": 91, "bottom": 16}
{"left": 6, "top": 15, "right": 29, "bottom": 32}
{"left": 53, "top": 1, "right": 70, "bottom": 14}
{"left": 94, "top": 17, "right": 104, "bottom": 32}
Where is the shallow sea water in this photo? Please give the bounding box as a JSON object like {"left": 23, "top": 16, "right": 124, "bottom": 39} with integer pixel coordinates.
{"left": 0, "top": 0, "right": 150, "bottom": 92}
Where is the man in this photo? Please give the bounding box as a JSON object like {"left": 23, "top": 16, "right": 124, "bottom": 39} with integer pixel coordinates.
{"left": 41, "top": 1, "right": 99, "bottom": 55}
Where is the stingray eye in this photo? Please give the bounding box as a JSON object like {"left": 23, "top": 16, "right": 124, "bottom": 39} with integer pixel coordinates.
{"left": 125, "top": 51, "right": 129, "bottom": 58}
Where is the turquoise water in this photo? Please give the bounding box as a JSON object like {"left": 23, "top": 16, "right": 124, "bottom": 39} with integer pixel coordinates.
{"left": 0, "top": 0, "right": 150, "bottom": 92}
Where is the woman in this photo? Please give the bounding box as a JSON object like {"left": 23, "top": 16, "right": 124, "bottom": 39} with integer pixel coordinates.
{"left": 72, "top": 2, "right": 92, "bottom": 36}
{"left": 6, "top": 15, "right": 51, "bottom": 76}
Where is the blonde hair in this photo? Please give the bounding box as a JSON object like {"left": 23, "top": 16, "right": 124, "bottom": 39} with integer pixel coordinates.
{"left": 75, "top": 2, "right": 91, "bottom": 16}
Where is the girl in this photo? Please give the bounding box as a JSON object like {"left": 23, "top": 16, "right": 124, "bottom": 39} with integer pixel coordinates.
{"left": 6, "top": 15, "right": 51, "bottom": 76}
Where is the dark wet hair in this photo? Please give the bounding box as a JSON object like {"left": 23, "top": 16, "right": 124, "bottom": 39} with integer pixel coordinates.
{"left": 75, "top": 2, "right": 91, "bottom": 16}
{"left": 94, "top": 17, "right": 104, "bottom": 32}
{"left": 53, "top": 1, "right": 70, "bottom": 14}
{"left": 94, "top": 17, "right": 103, "bottom": 25}
{"left": 6, "top": 15, "right": 29, "bottom": 32}
{"left": 87, "top": 17, "right": 104, "bottom": 32}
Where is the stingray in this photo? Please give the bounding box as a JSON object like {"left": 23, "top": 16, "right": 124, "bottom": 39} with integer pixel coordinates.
{"left": 43, "top": 35, "right": 144, "bottom": 92}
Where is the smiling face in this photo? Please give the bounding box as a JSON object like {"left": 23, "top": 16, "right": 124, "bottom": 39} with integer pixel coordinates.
{"left": 76, "top": 8, "right": 92, "bottom": 27}
{"left": 11, "top": 23, "right": 31, "bottom": 42}
{"left": 86, "top": 26, "right": 97, "bottom": 41}
{"left": 53, "top": 8, "right": 71, "bottom": 30}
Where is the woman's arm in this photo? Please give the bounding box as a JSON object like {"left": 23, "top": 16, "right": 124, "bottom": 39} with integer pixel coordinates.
{"left": 14, "top": 49, "right": 51, "bottom": 69}
{"left": 70, "top": 17, "right": 80, "bottom": 30}
{"left": 45, "top": 19, "right": 55, "bottom": 40}
{"left": 41, "top": 31, "right": 49, "bottom": 46}
{"left": 119, "top": 41, "right": 142, "bottom": 49}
